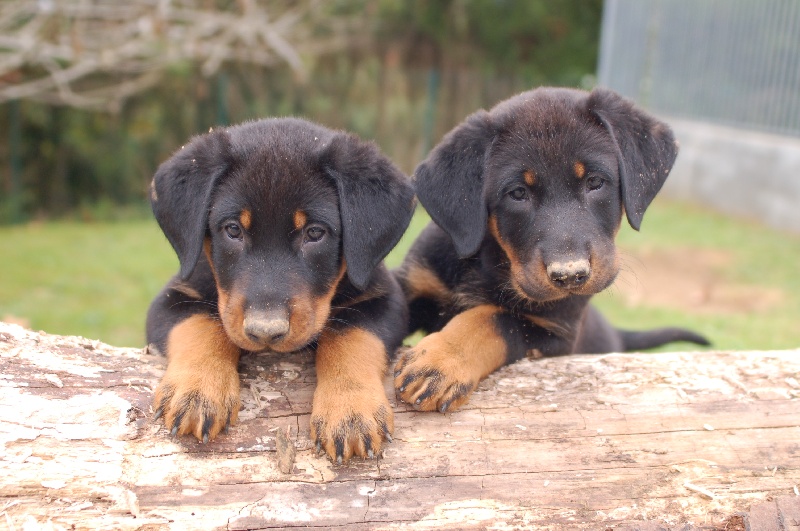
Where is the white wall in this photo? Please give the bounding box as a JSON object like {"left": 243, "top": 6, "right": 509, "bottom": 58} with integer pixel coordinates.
{"left": 663, "top": 118, "right": 800, "bottom": 232}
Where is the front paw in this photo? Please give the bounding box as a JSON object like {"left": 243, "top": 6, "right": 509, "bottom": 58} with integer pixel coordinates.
{"left": 153, "top": 362, "right": 241, "bottom": 443}
{"left": 310, "top": 385, "right": 393, "bottom": 464}
{"left": 393, "top": 336, "right": 478, "bottom": 413}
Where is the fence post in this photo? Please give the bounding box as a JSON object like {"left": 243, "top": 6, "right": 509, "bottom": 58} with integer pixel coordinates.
{"left": 8, "top": 99, "right": 22, "bottom": 224}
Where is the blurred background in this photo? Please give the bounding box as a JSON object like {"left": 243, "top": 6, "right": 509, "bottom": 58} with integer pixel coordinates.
{"left": 1, "top": 0, "right": 798, "bottom": 350}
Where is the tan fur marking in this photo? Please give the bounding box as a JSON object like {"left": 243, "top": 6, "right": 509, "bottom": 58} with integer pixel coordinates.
{"left": 312, "top": 327, "right": 393, "bottom": 461}
{"left": 395, "top": 304, "right": 506, "bottom": 412}
{"left": 488, "top": 215, "right": 529, "bottom": 300}
{"left": 404, "top": 262, "right": 451, "bottom": 302}
{"left": 525, "top": 314, "right": 572, "bottom": 338}
{"left": 311, "top": 261, "right": 347, "bottom": 333}
{"left": 293, "top": 210, "right": 307, "bottom": 231}
{"left": 523, "top": 170, "right": 536, "bottom": 187}
{"left": 173, "top": 281, "right": 203, "bottom": 300}
{"left": 240, "top": 209, "right": 252, "bottom": 231}
{"left": 219, "top": 287, "right": 250, "bottom": 349}
{"left": 154, "top": 314, "right": 241, "bottom": 441}
{"left": 150, "top": 178, "right": 158, "bottom": 202}
{"left": 574, "top": 161, "right": 586, "bottom": 179}
{"left": 488, "top": 215, "right": 520, "bottom": 265}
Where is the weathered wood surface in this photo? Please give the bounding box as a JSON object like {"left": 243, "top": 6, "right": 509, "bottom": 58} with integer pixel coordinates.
{"left": 1, "top": 321, "right": 798, "bottom": 530}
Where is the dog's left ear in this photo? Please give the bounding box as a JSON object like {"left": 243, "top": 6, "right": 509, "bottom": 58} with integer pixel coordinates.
{"left": 588, "top": 88, "right": 678, "bottom": 230}
{"left": 321, "top": 133, "right": 416, "bottom": 290}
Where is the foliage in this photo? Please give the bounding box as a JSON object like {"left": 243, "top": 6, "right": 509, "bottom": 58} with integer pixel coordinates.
{"left": 0, "top": 0, "right": 602, "bottom": 223}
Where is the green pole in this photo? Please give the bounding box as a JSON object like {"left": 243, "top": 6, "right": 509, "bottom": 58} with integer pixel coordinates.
{"left": 216, "top": 73, "right": 229, "bottom": 126}
{"left": 422, "top": 68, "right": 441, "bottom": 156}
{"left": 9, "top": 100, "right": 22, "bottom": 224}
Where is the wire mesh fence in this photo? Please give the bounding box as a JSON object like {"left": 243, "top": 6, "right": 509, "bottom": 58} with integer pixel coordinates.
{"left": 598, "top": 0, "right": 800, "bottom": 137}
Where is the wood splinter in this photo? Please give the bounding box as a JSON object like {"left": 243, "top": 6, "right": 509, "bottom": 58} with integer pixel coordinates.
{"left": 275, "top": 426, "right": 296, "bottom": 474}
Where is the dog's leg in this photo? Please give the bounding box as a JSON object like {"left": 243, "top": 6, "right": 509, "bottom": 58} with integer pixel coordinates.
{"left": 311, "top": 327, "right": 394, "bottom": 463}
{"left": 393, "top": 304, "right": 508, "bottom": 412}
{"left": 152, "top": 314, "right": 241, "bottom": 443}
{"left": 394, "top": 304, "right": 576, "bottom": 412}
{"left": 309, "top": 267, "right": 407, "bottom": 463}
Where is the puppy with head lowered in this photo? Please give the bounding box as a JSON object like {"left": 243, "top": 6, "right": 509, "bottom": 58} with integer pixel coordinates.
{"left": 395, "top": 87, "right": 709, "bottom": 413}
{"left": 147, "top": 118, "right": 415, "bottom": 463}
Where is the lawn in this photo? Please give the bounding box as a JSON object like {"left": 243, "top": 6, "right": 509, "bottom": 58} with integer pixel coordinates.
{"left": 1, "top": 199, "right": 798, "bottom": 350}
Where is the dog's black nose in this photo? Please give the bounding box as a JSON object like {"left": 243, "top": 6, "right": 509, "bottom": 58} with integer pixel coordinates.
{"left": 243, "top": 313, "right": 290, "bottom": 345}
{"left": 546, "top": 259, "right": 591, "bottom": 289}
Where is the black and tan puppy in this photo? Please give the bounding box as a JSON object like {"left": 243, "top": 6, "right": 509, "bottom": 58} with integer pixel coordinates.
{"left": 394, "top": 87, "right": 709, "bottom": 413}
{"left": 146, "top": 118, "right": 415, "bottom": 462}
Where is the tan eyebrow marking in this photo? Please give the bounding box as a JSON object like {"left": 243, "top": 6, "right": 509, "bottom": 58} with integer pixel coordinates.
{"left": 523, "top": 170, "right": 536, "bottom": 186}
{"left": 240, "top": 209, "right": 252, "bottom": 230}
{"left": 573, "top": 161, "right": 586, "bottom": 179}
{"left": 293, "top": 210, "right": 307, "bottom": 230}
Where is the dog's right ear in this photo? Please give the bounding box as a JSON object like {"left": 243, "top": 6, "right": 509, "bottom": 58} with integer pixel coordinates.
{"left": 414, "top": 110, "right": 495, "bottom": 258}
{"left": 150, "top": 129, "right": 233, "bottom": 280}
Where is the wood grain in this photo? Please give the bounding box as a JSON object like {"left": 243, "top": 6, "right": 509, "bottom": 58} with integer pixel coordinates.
{"left": 1, "top": 321, "right": 798, "bottom": 530}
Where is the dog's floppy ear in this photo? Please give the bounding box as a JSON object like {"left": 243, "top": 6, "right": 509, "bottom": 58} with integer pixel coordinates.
{"left": 414, "top": 110, "right": 495, "bottom": 258}
{"left": 588, "top": 88, "right": 678, "bottom": 230}
{"left": 150, "top": 129, "right": 233, "bottom": 279}
{"left": 322, "top": 133, "right": 416, "bottom": 291}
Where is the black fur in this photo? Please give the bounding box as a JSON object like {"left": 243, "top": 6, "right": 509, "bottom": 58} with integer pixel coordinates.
{"left": 147, "top": 118, "right": 415, "bottom": 461}
{"left": 398, "top": 87, "right": 709, "bottom": 363}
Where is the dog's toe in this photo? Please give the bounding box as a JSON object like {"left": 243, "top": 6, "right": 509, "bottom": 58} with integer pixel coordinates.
{"left": 310, "top": 390, "right": 393, "bottom": 463}
{"left": 393, "top": 336, "right": 480, "bottom": 412}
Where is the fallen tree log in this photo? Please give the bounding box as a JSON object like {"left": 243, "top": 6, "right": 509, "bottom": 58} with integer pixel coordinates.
{"left": 1, "top": 321, "right": 798, "bottom": 530}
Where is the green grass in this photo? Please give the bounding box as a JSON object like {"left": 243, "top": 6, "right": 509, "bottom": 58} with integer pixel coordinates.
{"left": 593, "top": 199, "right": 800, "bottom": 351}
{"left": 0, "top": 220, "right": 176, "bottom": 347}
{"left": 1, "top": 200, "right": 798, "bottom": 350}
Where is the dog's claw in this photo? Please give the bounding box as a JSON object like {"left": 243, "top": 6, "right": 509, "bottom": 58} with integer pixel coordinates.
{"left": 170, "top": 425, "right": 178, "bottom": 436}
{"left": 153, "top": 407, "right": 163, "bottom": 421}
{"left": 201, "top": 415, "right": 214, "bottom": 443}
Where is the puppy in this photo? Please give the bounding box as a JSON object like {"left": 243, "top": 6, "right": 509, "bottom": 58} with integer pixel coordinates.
{"left": 394, "top": 87, "right": 709, "bottom": 413}
{"left": 146, "top": 118, "right": 415, "bottom": 462}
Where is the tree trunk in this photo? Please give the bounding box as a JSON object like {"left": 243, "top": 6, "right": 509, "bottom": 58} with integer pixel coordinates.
{"left": 1, "top": 321, "right": 798, "bottom": 530}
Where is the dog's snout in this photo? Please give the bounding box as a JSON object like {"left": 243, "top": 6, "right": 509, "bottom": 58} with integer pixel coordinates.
{"left": 546, "top": 259, "right": 591, "bottom": 289}
{"left": 243, "top": 312, "right": 290, "bottom": 345}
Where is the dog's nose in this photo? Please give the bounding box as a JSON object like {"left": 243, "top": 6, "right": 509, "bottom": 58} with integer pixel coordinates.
{"left": 546, "top": 259, "right": 591, "bottom": 289}
{"left": 243, "top": 313, "right": 290, "bottom": 345}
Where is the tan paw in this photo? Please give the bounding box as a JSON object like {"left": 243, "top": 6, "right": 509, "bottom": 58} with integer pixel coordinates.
{"left": 393, "top": 338, "right": 478, "bottom": 413}
{"left": 152, "top": 314, "right": 241, "bottom": 443}
{"left": 310, "top": 383, "right": 394, "bottom": 464}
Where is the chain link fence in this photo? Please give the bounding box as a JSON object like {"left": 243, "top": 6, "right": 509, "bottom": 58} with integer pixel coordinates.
{"left": 598, "top": 0, "right": 800, "bottom": 137}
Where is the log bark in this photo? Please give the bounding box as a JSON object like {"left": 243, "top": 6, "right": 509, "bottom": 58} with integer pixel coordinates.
{"left": 1, "top": 321, "right": 798, "bottom": 530}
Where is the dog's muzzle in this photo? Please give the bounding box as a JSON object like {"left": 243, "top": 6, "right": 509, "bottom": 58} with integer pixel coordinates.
{"left": 546, "top": 259, "right": 591, "bottom": 290}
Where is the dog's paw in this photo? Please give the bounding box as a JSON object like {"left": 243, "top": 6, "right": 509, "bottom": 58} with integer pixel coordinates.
{"left": 310, "top": 383, "right": 393, "bottom": 464}
{"left": 393, "top": 337, "right": 478, "bottom": 413}
{"left": 153, "top": 361, "right": 241, "bottom": 443}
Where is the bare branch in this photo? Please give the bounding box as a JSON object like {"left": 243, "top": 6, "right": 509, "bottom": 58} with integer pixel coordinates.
{"left": 0, "top": 0, "right": 365, "bottom": 111}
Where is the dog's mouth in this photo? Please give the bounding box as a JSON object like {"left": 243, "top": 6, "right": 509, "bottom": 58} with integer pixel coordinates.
{"left": 509, "top": 256, "right": 619, "bottom": 303}
{"left": 224, "top": 312, "right": 324, "bottom": 353}
{"left": 217, "top": 290, "right": 332, "bottom": 353}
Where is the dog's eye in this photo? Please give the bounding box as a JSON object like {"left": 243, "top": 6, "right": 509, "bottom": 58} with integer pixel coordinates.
{"left": 586, "top": 175, "right": 604, "bottom": 191}
{"left": 508, "top": 187, "right": 528, "bottom": 201}
{"left": 224, "top": 222, "right": 243, "bottom": 240}
{"left": 305, "top": 225, "right": 325, "bottom": 242}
